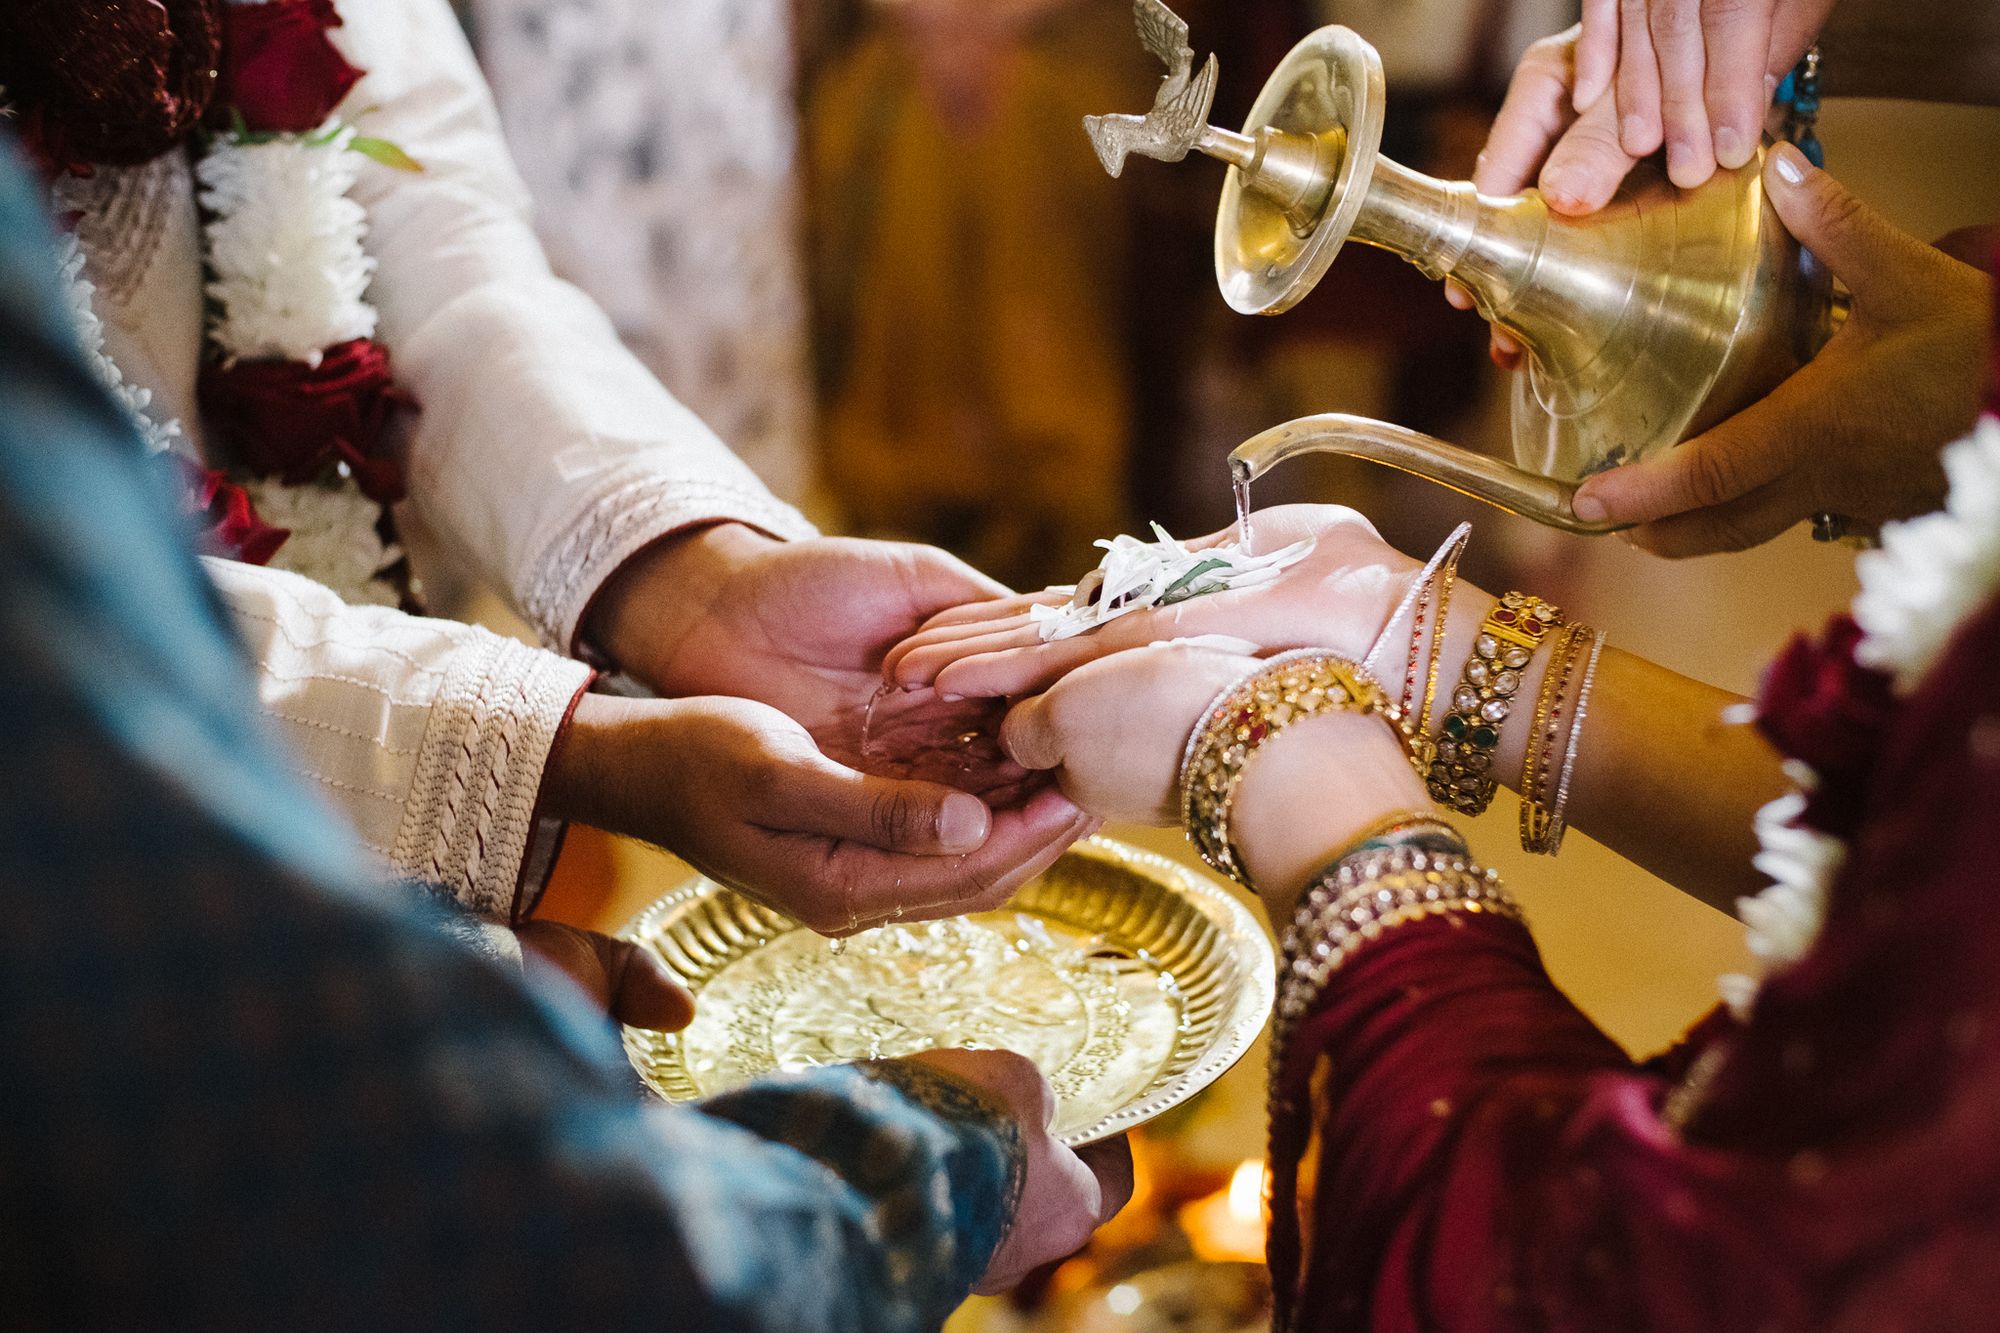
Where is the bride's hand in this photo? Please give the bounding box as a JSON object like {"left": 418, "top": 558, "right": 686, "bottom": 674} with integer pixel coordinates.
{"left": 1000, "top": 644, "right": 1259, "bottom": 825}
{"left": 1002, "top": 643, "right": 1440, "bottom": 914}
{"left": 883, "top": 505, "right": 1423, "bottom": 701}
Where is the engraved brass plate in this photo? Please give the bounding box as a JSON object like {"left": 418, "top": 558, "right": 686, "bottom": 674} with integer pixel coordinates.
{"left": 621, "top": 837, "right": 1275, "bottom": 1146}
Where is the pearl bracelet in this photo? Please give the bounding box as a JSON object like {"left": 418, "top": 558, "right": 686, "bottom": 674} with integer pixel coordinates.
{"left": 1268, "top": 842, "right": 1522, "bottom": 1122}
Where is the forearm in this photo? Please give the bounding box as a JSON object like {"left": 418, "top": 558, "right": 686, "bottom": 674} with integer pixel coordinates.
{"left": 1821, "top": 0, "right": 2000, "bottom": 107}
{"left": 1420, "top": 585, "right": 1785, "bottom": 912}
{"left": 333, "top": 0, "right": 813, "bottom": 650}
{"left": 207, "top": 557, "right": 592, "bottom": 920}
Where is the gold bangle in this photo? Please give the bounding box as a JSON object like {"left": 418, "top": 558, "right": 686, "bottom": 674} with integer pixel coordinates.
{"left": 1327, "top": 809, "right": 1463, "bottom": 865}
{"left": 1179, "top": 652, "right": 1423, "bottom": 885}
{"left": 1429, "top": 592, "right": 1562, "bottom": 816}
{"left": 1519, "top": 622, "right": 1590, "bottom": 854}
{"left": 1417, "top": 556, "right": 1460, "bottom": 745}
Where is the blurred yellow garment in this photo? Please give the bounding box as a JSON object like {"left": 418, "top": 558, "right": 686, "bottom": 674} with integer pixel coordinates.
{"left": 809, "top": 14, "right": 1135, "bottom": 590}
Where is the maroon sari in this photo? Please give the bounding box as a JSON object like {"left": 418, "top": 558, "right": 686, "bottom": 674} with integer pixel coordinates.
{"left": 1270, "top": 535, "right": 2000, "bottom": 1328}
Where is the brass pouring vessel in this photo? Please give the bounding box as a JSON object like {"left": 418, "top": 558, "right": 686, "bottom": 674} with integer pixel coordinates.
{"left": 1086, "top": 2, "right": 1841, "bottom": 534}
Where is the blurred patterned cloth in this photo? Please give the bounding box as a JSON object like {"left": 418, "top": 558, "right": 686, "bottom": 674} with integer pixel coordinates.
{"left": 0, "top": 131, "right": 1019, "bottom": 1331}
{"left": 806, "top": 3, "right": 1139, "bottom": 590}
{"left": 474, "top": 0, "right": 817, "bottom": 503}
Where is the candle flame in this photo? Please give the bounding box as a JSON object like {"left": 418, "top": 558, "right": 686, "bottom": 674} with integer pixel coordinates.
{"left": 1178, "top": 1157, "right": 1268, "bottom": 1263}
{"left": 1228, "top": 1157, "right": 1265, "bottom": 1224}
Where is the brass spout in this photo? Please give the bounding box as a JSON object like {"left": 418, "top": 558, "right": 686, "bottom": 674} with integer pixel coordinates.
{"left": 1228, "top": 415, "right": 1628, "bottom": 536}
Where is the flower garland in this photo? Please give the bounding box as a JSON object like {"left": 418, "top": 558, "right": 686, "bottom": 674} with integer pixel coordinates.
{"left": 1725, "top": 412, "right": 2000, "bottom": 1015}
{"left": 18, "top": 0, "right": 417, "bottom": 606}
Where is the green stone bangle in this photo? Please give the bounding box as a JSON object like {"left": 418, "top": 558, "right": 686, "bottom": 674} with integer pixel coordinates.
{"left": 1428, "top": 592, "right": 1562, "bottom": 816}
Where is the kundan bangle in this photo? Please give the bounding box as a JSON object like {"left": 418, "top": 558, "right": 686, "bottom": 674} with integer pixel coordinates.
{"left": 1428, "top": 592, "right": 1563, "bottom": 816}
{"left": 1518, "top": 621, "right": 1590, "bottom": 854}
{"left": 1179, "top": 652, "right": 1424, "bottom": 884}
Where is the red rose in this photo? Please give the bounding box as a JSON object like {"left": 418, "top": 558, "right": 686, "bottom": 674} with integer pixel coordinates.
{"left": 1755, "top": 614, "right": 1897, "bottom": 838}
{"left": 177, "top": 459, "right": 290, "bottom": 566}
{"left": 218, "top": 0, "right": 363, "bottom": 134}
{"left": 198, "top": 339, "right": 414, "bottom": 505}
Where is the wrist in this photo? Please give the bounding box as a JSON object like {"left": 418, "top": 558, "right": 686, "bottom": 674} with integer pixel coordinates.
{"left": 540, "top": 692, "right": 690, "bottom": 832}
{"left": 1233, "top": 711, "right": 1435, "bottom": 921}
{"left": 582, "top": 522, "right": 779, "bottom": 686}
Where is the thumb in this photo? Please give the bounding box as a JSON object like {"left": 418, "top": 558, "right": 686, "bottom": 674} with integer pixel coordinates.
{"left": 516, "top": 922, "right": 697, "bottom": 1033}
{"left": 771, "top": 754, "right": 994, "bottom": 855}
{"left": 1764, "top": 143, "right": 1924, "bottom": 316}
{"left": 895, "top": 543, "right": 1011, "bottom": 620}
{"left": 1573, "top": 372, "right": 1807, "bottom": 526}
{"left": 999, "top": 694, "right": 1064, "bottom": 773}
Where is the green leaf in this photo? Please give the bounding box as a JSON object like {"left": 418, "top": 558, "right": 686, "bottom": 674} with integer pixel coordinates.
{"left": 350, "top": 136, "right": 424, "bottom": 173}
{"left": 1158, "top": 557, "right": 1232, "bottom": 605}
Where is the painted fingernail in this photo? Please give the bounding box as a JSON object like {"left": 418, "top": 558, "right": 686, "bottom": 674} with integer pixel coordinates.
{"left": 938, "top": 792, "right": 989, "bottom": 852}
{"left": 1571, "top": 489, "right": 1609, "bottom": 524}
{"left": 1771, "top": 142, "right": 1808, "bottom": 185}
{"left": 1713, "top": 126, "right": 1750, "bottom": 169}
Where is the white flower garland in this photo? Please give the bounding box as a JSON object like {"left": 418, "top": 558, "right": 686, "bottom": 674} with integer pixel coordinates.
{"left": 54, "top": 234, "right": 187, "bottom": 458}
{"left": 1725, "top": 416, "right": 2000, "bottom": 1016}
{"left": 195, "top": 107, "right": 402, "bottom": 606}
{"left": 198, "top": 123, "right": 379, "bottom": 366}
{"left": 26, "top": 0, "right": 403, "bottom": 609}
{"left": 1853, "top": 417, "right": 2000, "bottom": 691}
{"left": 240, "top": 477, "right": 403, "bottom": 607}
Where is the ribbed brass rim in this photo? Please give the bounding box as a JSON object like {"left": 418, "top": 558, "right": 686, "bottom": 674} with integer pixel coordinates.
{"left": 620, "top": 837, "right": 1274, "bottom": 1147}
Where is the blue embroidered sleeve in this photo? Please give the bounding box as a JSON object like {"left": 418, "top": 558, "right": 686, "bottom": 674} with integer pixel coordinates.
{"left": 0, "top": 132, "right": 1019, "bottom": 1332}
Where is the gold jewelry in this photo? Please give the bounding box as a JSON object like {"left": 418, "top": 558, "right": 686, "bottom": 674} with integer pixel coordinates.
{"left": 1272, "top": 845, "right": 1520, "bottom": 1036}
{"left": 1549, "top": 629, "right": 1608, "bottom": 853}
{"left": 1429, "top": 592, "right": 1562, "bottom": 816}
{"left": 1328, "top": 809, "right": 1462, "bottom": 865}
{"left": 1179, "top": 652, "right": 1422, "bottom": 885}
{"left": 1519, "top": 622, "right": 1589, "bottom": 853}
{"left": 1417, "top": 555, "right": 1459, "bottom": 749}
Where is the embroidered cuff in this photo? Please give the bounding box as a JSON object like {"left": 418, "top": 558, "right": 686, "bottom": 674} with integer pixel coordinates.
{"left": 388, "top": 629, "right": 592, "bottom": 920}
{"left": 518, "top": 462, "right": 817, "bottom": 653}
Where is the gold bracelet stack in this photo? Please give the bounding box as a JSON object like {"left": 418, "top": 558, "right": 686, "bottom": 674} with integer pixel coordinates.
{"left": 1518, "top": 622, "right": 1589, "bottom": 853}
{"left": 1428, "top": 592, "right": 1562, "bottom": 815}
{"left": 1271, "top": 843, "right": 1520, "bottom": 1047}
{"left": 1179, "top": 652, "right": 1424, "bottom": 885}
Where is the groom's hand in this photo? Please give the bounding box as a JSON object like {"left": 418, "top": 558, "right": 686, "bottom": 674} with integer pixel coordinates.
{"left": 575, "top": 532, "right": 1093, "bottom": 917}
{"left": 588, "top": 525, "right": 1008, "bottom": 734}
{"left": 543, "top": 693, "right": 1091, "bottom": 934}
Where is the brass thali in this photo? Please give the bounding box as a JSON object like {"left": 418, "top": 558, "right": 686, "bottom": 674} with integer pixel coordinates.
{"left": 621, "top": 837, "right": 1275, "bottom": 1146}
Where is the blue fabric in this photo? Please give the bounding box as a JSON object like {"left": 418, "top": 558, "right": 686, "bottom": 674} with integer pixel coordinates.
{"left": 0, "top": 134, "right": 1015, "bottom": 1331}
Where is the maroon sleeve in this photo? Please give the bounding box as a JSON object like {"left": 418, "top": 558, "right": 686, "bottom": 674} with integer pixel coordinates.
{"left": 1272, "top": 913, "right": 1804, "bottom": 1333}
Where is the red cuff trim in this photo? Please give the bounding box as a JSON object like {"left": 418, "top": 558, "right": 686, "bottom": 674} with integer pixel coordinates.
{"left": 509, "top": 670, "right": 599, "bottom": 924}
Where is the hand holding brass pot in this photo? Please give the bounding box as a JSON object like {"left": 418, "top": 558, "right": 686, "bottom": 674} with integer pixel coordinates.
{"left": 1088, "top": 1, "right": 1842, "bottom": 535}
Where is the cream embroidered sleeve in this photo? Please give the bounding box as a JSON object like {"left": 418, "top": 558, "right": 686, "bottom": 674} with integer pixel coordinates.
{"left": 205, "top": 557, "right": 593, "bottom": 921}
{"left": 325, "top": 0, "right": 816, "bottom": 655}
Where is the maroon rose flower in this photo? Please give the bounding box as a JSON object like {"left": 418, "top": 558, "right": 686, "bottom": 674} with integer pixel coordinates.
{"left": 177, "top": 458, "right": 290, "bottom": 566}
{"left": 0, "top": 0, "right": 221, "bottom": 166}
{"left": 198, "top": 338, "right": 414, "bottom": 505}
{"left": 218, "top": 0, "right": 362, "bottom": 134}
{"left": 1755, "top": 614, "right": 1897, "bottom": 838}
